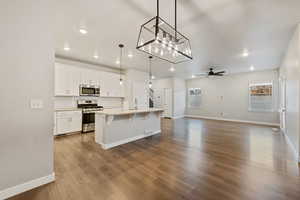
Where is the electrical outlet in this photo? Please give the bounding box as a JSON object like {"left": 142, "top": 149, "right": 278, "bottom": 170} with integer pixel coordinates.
{"left": 30, "top": 99, "right": 43, "bottom": 109}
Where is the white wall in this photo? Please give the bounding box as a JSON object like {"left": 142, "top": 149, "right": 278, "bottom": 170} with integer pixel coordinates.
{"left": 186, "top": 70, "right": 280, "bottom": 124}
{"left": 152, "top": 78, "right": 173, "bottom": 89}
{"left": 173, "top": 78, "right": 186, "bottom": 118}
{"left": 0, "top": 0, "right": 54, "bottom": 198}
{"left": 279, "top": 25, "right": 300, "bottom": 161}
{"left": 152, "top": 77, "right": 186, "bottom": 118}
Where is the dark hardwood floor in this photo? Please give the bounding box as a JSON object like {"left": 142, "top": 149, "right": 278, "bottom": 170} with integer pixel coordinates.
{"left": 9, "top": 118, "right": 300, "bottom": 200}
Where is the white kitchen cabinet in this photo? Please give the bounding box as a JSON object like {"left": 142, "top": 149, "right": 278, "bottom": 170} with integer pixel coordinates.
{"left": 70, "top": 111, "right": 82, "bottom": 131}
{"left": 55, "top": 111, "right": 82, "bottom": 135}
{"left": 55, "top": 62, "right": 124, "bottom": 98}
{"left": 100, "top": 71, "right": 124, "bottom": 97}
{"left": 79, "top": 68, "right": 101, "bottom": 86}
{"left": 71, "top": 67, "right": 81, "bottom": 96}
{"left": 99, "top": 71, "right": 110, "bottom": 97}
{"left": 55, "top": 63, "right": 80, "bottom": 96}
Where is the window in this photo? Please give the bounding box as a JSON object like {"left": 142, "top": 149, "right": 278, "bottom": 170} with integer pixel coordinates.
{"left": 249, "top": 82, "right": 273, "bottom": 112}
{"left": 187, "top": 88, "right": 201, "bottom": 108}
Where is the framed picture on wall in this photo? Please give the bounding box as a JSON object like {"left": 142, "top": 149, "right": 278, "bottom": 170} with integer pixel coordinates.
{"left": 187, "top": 88, "right": 201, "bottom": 108}
{"left": 248, "top": 82, "right": 273, "bottom": 112}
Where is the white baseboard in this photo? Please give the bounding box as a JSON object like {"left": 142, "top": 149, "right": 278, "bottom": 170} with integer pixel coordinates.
{"left": 282, "top": 132, "right": 300, "bottom": 163}
{"left": 0, "top": 173, "right": 55, "bottom": 200}
{"left": 184, "top": 115, "right": 280, "bottom": 127}
{"left": 102, "top": 130, "right": 161, "bottom": 149}
{"left": 172, "top": 115, "right": 185, "bottom": 119}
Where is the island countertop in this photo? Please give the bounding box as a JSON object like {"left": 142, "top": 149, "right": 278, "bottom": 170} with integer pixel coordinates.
{"left": 95, "top": 108, "right": 164, "bottom": 116}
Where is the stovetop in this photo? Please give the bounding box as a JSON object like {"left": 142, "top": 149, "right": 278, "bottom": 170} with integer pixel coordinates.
{"left": 77, "top": 100, "right": 103, "bottom": 112}
{"left": 80, "top": 105, "right": 103, "bottom": 109}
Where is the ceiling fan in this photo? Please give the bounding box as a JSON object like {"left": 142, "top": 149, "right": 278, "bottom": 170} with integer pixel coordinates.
{"left": 195, "top": 68, "right": 227, "bottom": 77}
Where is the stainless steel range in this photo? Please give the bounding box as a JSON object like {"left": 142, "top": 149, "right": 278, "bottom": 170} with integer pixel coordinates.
{"left": 77, "top": 100, "right": 103, "bottom": 133}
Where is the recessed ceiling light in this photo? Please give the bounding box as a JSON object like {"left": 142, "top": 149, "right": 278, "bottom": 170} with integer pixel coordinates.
{"left": 128, "top": 52, "right": 133, "bottom": 58}
{"left": 151, "top": 75, "right": 155, "bottom": 79}
{"left": 63, "top": 43, "right": 70, "bottom": 51}
{"left": 93, "top": 51, "right": 99, "bottom": 59}
{"left": 242, "top": 49, "right": 249, "bottom": 57}
{"left": 79, "top": 28, "right": 88, "bottom": 35}
{"left": 116, "top": 60, "right": 120, "bottom": 65}
{"left": 169, "top": 67, "right": 175, "bottom": 72}
{"left": 191, "top": 75, "right": 195, "bottom": 78}
{"left": 250, "top": 65, "right": 254, "bottom": 71}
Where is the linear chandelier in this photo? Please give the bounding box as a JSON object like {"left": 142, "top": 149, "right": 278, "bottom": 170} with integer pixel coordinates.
{"left": 136, "top": 0, "right": 192, "bottom": 64}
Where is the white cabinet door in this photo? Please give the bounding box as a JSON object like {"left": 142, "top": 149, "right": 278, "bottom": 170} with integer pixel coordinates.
{"left": 100, "top": 71, "right": 124, "bottom": 97}
{"left": 55, "top": 63, "right": 80, "bottom": 96}
{"left": 55, "top": 63, "right": 72, "bottom": 96}
{"left": 90, "top": 70, "right": 100, "bottom": 86}
{"left": 70, "top": 111, "right": 82, "bottom": 132}
{"left": 99, "top": 71, "right": 111, "bottom": 97}
{"left": 80, "top": 68, "right": 100, "bottom": 86}
{"left": 55, "top": 111, "right": 82, "bottom": 135}
{"left": 80, "top": 68, "right": 91, "bottom": 85}
{"left": 109, "top": 73, "right": 123, "bottom": 97}
{"left": 70, "top": 66, "right": 81, "bottom": 96}
{"left": 56, "top": 116, "right": 72, "bottom": 135}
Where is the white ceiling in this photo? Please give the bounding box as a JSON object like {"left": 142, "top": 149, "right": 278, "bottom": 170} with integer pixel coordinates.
{"left": 54, "top": 0, "right": 300, "bottom": 79}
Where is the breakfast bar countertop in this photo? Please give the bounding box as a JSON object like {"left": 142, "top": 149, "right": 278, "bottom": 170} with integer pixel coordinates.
{"left": 95, "top": 108, "right": 164, "bottom": 116}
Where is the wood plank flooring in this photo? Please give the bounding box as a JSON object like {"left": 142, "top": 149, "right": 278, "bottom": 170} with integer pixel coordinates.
{"left": 9, "top": 118, "right": 300, "bottom": 200}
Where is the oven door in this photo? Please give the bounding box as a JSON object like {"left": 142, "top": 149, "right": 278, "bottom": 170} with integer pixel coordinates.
{"left": 82, "top": 112, "right": 95, "bottom": 133}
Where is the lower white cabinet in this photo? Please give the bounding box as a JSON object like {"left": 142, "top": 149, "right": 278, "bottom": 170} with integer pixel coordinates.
{"left": 54, "top": 111, "right": 82, "bottom": 135}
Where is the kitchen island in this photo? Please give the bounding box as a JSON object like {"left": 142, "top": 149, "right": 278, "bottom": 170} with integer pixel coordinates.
{"left": 95, "top": 108, "right": 164, "bottom": 149}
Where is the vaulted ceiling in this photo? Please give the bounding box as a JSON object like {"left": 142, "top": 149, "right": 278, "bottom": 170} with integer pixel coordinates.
{"left": 54, "top": 0, "right": 300, "bottom": 78}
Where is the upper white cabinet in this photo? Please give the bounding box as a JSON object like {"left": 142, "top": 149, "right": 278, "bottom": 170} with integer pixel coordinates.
{"left": 55, "top": 63, "right": 80, "bottom": 96}
{"left": 55, "top": 62, "right": 124, "bottom": 98}
{"left": 100, "top": 71, "right": 124, "bottom": 97}
{"left": 79, "top": 68, "right": 101, "bottom": 86}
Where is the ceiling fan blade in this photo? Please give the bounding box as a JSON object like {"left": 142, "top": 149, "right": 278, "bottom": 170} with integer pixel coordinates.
{"left": 195, "top": 72, "right": 208, "bottom": 76}
{"left": 215, "top": 71, "right": 226, "bottom": 74}
{"left": 215, "top": 73, "right": 224, "bottom": 76}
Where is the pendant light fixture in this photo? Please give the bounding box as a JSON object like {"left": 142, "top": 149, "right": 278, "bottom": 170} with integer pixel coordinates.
{"left": 148, "top": 56, "right": 153, "bottom": 88}
{"left": 136, "top": 0, "right": 192, "bottom": 64}
{"left": 118, "top": 44, "right": 124, "bottom": 85}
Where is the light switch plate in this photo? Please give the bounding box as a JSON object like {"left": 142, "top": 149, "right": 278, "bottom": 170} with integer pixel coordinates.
{"left": 30, "top": 99, "right": 44, "bottom": 109}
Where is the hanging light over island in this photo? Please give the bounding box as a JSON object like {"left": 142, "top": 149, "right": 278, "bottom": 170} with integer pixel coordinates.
{"left": 136, "top": 0, "right": 192, "bottom": 64}
{"left": 148, "top": 56, "right": 153, "bottom": 88}
{"left": 118, "top": 44, "right": 124, "bottom": 85}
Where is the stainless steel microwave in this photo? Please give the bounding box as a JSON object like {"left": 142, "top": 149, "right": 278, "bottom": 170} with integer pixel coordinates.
{"left": 79, "top": 84, "right": 100, "bottom": 97}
